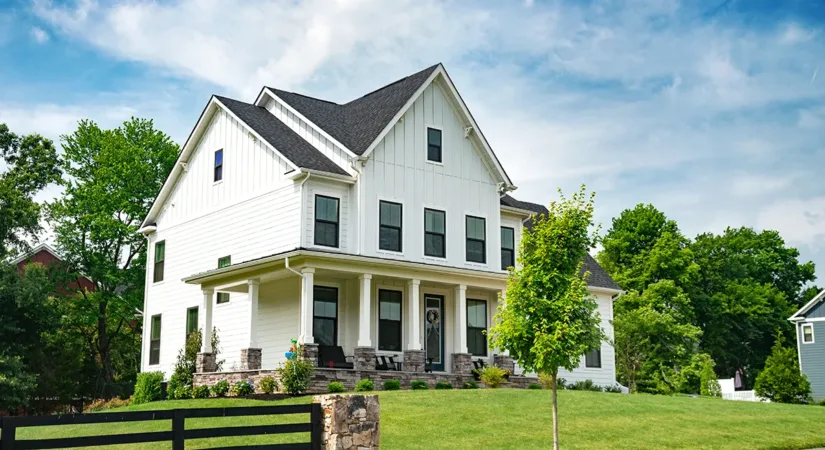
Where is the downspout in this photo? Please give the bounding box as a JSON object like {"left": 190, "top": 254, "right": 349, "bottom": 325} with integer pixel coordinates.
{"left": 297, "top": 172, "right": 311, "bottom": 247}
{"left": 285, "top": 256, "right": 303, "bottom": 279}
{"left": 350, "top": 157, "right": 365, "bottom": 254}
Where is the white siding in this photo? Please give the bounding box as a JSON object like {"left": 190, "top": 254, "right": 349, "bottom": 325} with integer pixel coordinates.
{"left": 263, "top": 97, "right": 353, "bottom": 175}
{"left": 141, "top": 109, "right": 303, "bottom": 376}
{"left": 257, "top": 278, "right": 302, "bottom": 370}
{"left": 303, "top": 179, "right": 354, "bottom": 253}
{"left": 359, "top": 82, "right": 502, "bottom": 271}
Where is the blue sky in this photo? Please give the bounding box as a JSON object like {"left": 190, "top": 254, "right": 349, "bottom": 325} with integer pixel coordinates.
{"left": 1, "top": 0, "right": 824, "bottom": 282}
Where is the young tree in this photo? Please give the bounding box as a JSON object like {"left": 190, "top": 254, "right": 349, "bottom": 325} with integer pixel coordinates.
{"left": 754, "top": 334, "right": 811, "bottom": 404}
{"left": 47, "top": 118, "right": 178, "bottom": 391}
{"left": 489, "top": 186, "right": 604, "bottom": 450}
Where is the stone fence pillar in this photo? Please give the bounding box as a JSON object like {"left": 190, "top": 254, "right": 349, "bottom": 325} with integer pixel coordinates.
{"left": 314, "top": 394, "right": 380, "bottom": 449}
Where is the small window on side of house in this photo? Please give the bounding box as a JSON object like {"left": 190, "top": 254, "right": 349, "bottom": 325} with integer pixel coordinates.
{"left": 585, "top": 348, "right": 601, "bottom": 368}
{"left": 214, "top": 149, "right": 224, "bottom": 182}
{"left": 427, "top": 127, "right": 442, "bottom": 163}
{"left": 379, "top": 201, "right": 403, "bottom": 252}
{"left": 314, "top": 195, "right": 340, "bottom": 248}
{"left": 501, "top": 227, "right": 515, "bottom": 270}
{"left": 467, "top": 299, "right": 488, "bottom": 357}
{"left": 216, "top": 256, "right": 231, "bottom": 304}
{"left": 186, "top": 307, "right": 199, "bottom": 340}
{"left": 466, "top": 216, "right": 486, "bottom": 263}
{"left": 153, "top": 241, "right": 165, "bottom": 283}
{"left": 802, "top": 324, "right": 815, "bottom": 344}
{"left": 149, "top": 314, "right": 161, "bottom": 365}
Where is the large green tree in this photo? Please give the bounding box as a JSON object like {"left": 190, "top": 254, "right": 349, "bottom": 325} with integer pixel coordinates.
{"left": 0, "top": 123, "right": 61, "bottom": 259}
{"left": 489, "top": 186, "right": 604, "bottom": 450}
{"left": 48, "top": 118, "right": 178, "bottom": 391}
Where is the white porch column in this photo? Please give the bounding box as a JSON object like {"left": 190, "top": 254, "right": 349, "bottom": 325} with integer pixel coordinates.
{"left": 454, "top": 284, "right": 468, "bottom": 353}
{"left": 247, "top": 278, "right": 260, "bottom": 348}
{"left": 201, "top": 288, "right": 214, "bottom": 353}
{"left": 299, "top": 268, "right": 315, "bottom": 344}
{"left": 407, "top": 279, "right": 421, "bottom": 350}
{"left": 358, "top": 274, "right": 373, "bottom": 347}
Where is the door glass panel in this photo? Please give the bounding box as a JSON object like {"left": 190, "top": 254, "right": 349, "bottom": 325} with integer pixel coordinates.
{"left": 425, "top": 297, "right": 442, "bottom": 365}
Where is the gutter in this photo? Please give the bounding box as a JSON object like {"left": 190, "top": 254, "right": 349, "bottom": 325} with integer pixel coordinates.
{"left": 287, "top": 168, "right": 356, "bottom": 184}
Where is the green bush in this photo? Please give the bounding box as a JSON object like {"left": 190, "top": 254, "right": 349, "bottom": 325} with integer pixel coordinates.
{"left": 479, "top": 366, "right": 507, "bottom": 388}
{"left": 435, "top": 381, "right": 453, "bottom": 390}
{"left": 411, "top": 380, "right": 428, "bottom": 390}
{"left": 568, "top": 380, "right": 601, "bottom": 392}
{"left": 175, "top": 385, "right": 193, "bottom": 400}
{"left": 277, "top": 347, "right": 315, "bottom": 395}
{"left": 211, "top": 379, "right": 230, "bottom": 397}
{"left": 133, "top": 372, "right": 164, "bottom": 404}
{"left": 259, "top": 376, "right": 278, "bottom": 394}
{"left": 602, "top": 384, "right": 623, "bottom": 393}
{"left": 327, "top": 381, "right": 345, "bottom": 393}
{"left": 818, "top": 398, "right": 825, "bottom": 406}
{"left": 528, "top": 383, "right": 543, "bottom": 390}
{"left": 167, "top": 373, "right": 182, "bottom": 399}
{"left": 355, "top": 379, "right": 374, "bottom": 392}
{"left": 383, "top": 379, "right": 401, "bottom": 391}
{"left": 230, "top": 380, "right": 254, "bottom": 396}
{"left": 755, "top": 334, "right": 812, "bottom": 404}
{"left": 463, "top": 380, "right": 479, "bottom": 389}
{"left": 192, "top": 385, "right": 210, "bottom": 399}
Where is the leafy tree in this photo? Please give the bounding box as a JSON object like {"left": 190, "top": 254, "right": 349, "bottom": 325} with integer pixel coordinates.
{"left": 489, "top": 186, "right": 604, "bottom": 450}
{"left": 0, "top": 354, "right": 36, "bottom": 412}
{"left": 0, "top": 123, "right": 61, "bottom": 259}
{"left": 47, "top": 118, "right": 179, "bottom": 390}
{"left": 754, "top": 334, "right": 811, "bottom": 404}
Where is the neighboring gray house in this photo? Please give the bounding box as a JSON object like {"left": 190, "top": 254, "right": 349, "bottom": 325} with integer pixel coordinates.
{"left": 790, "top": 288, "right": 825, "bottom": 401}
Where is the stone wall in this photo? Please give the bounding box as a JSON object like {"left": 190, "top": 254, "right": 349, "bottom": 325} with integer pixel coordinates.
{"left": 314, "top": 394, "right": 379, "bottom": 450}
{"left": 240, "top": 348, "right": 262, "bottom": 370}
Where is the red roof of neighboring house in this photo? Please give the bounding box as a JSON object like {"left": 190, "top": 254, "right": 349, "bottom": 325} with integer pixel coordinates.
{"left": 13, "top": 244, "right": 94, "bottom": 293}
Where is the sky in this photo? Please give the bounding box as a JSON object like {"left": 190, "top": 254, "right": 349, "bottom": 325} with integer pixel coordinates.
{"left": 1, "top": 0, "right": 824, "bottom": 281}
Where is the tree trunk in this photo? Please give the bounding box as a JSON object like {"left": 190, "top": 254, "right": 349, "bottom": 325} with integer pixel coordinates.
{"left": 97, "top": 300, "right": 115, "bottom": 386}
{"left": 552, "top": 370, "right": 559, "bottom": 450}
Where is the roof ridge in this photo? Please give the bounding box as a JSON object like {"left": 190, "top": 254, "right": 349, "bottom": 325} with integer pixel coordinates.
{"left": 343, "top": 63, "right": 440, "bottom": 106}
{"left": 268, "top": 88, "right": 341, "bottom": 106}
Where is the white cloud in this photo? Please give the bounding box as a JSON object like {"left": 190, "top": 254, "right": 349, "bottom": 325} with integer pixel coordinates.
{"left": 780, "top": 23, "right": 816, "bottom": 45}
{"left": 757, "top": 198, "right": 825, "bottom": 246}
{"left": 30, "top": 26, "right": 49, "bottom": 43}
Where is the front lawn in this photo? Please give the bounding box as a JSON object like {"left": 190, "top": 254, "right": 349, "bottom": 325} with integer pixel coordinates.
{"left": 13, "top": 390, "right": 825, "bottom": 449}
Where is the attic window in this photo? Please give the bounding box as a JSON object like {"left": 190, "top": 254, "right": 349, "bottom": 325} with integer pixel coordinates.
{"left": 427, "top": 127, "right": 442, "bottom": 163}
{"left": 214, "top": 149, "right": 223, "bottom": 182}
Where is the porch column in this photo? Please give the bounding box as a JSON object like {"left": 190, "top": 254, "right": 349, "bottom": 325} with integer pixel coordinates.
{"left": 357, "top": 274, "right": 372, "bottom": 347}
{"left": 451, "top": 284, "right": 472, "bottom": 374}
{"left": 240, "top": 278, "right": 262, "bottom": 370}
{"left": 196, "top": 288, "right": 216, "bottom": 373}
{"left": 403, "top": 279, "right": 425, "bottom": 372}
{"left": 299, "top": 268, "right": 315, "bottom": 345}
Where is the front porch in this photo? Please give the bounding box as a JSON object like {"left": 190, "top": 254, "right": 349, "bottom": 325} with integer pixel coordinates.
{"left": 186, "top": 251, "right": 514, "bottom": 379}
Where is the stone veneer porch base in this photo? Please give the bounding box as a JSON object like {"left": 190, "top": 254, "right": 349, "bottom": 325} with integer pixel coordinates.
{"left": 195, "top": 367, "right": 537, "bottom": 393}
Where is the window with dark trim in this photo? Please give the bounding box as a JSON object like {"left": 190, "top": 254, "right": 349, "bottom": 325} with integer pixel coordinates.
{"left": 214, "top": 149, "right": 223, "bottom": 182}
{"left": 585, "top": 348, "right": 602, "bottom": 368}
{"left": 378, "top": 290, "right": 402, "bottom": 351}
{"left": 216, "top": 256, "right": 231, "bottom": 304}
{"left": 314, "top": 195, "right": 339, "bottom": 248}
{"left": 802, "top": 324, "right": 815, "bottom": 344}
{"left": 501, "top": 227, "right": 515, "bottom": 270}
{"left": 149, "top": 314, "right": 161, "bottom": 365}
{"left": 466, "top": 216, "right": 486, "bottom": 263}
{"left": 467, "top": 299, "right": 487, "bottom": 357}
{"left": 379, "top": 201, "right": 403, "bottom": 252}
{"left": 424, "top": 209, "right": 446, "bottom": 258}
{"left": 153, "top": 241, "right": 165, "bottom": 283}
{"left": 427, "top": 127, "right": 442, "bottom": 162}
{"left": 313, "top": 286, "right": 338, "bottom": 346}
{"left": 186, "top": 307, "right": 199, "bottom": 339}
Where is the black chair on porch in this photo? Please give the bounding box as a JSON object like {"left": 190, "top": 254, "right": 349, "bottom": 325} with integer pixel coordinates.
{"left": 318, "top": 345, "right": 355, "bottom": 369}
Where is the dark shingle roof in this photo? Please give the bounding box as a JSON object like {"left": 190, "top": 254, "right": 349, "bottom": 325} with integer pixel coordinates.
{"left": 503, "top": 194, "right": 621, "bottom": 291}
{"left": 267, "top": 64, "right": 440, "bottom": 155}
{"left": 215, "top": 96, "right": 349, "bottom": 176}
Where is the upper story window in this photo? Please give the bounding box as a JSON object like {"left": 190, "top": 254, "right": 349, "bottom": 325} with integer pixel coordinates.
{"left": 217, "top": 256, "right": 231, "bottom": 304}
{"left": 186, "top": 307, "right": 199, "bottom": 340}
{"left": 466, "top": 216, "right": 486, "bottom": 263}
{"left": 214, "top": 149, "right": 224, "bottom": 182}
{"left": 427, "top": 127, "right": 442, "bottom": 163}
{"left": 802, "top": 323, "right": 815, "bottom": 344}
{"left": 585, "top": 348, "right": 602, "bottom": 368}
{"left": 424, "top": 208, "right": 446, "bottom": 258}
{"left": 467, "top": 299, "right": 487, "bottom": 357}
{"left": 378, "top": 289, "right": 402, "bottom": 351}
{"left": 149, "top": 314, "right": 161, "bottom": 365}
{"left": 153, "top": 241, "right": 165, "bottom": 283}
{"left": 379, "top": 201, "right": 402, "bottom": 252}
{"left": 501, "top": 227, "right": 515, "bottom": 270}
{"left": 315, "top": 195, "right": 340, "bottom": 248}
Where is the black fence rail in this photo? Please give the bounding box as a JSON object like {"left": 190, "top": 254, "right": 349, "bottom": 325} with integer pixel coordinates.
{"left": 0, "top": 404, "right": 322, "bottom": 450}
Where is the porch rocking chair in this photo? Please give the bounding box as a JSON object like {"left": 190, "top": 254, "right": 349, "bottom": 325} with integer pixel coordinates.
{"left": 318, "top": 345, "right": 355, "bottom": 369}
{"left": 374, "top": 355, "right": 396, "bottom": 371}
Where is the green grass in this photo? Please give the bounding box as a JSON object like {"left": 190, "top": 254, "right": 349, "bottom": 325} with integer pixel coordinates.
{"left": 13, "top": 390, "right": 825, "bottom": 449}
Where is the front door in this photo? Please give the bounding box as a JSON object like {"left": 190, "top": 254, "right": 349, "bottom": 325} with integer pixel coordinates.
{"left": 424, "top": 295, "right": 445, "bottom": 372}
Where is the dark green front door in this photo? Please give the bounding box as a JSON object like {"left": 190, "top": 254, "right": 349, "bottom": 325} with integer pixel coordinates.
{"left": 425, "top": 295, "right": 445, "bottom": 372}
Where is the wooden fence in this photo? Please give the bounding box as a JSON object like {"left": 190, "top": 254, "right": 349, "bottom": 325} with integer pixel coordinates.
{"left": 0, "top": 404, "right": 323, "bottom": 450}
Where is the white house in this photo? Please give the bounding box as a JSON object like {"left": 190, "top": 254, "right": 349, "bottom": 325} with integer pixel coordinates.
{"left": 138, "top": 63, "right": 622, "bottom": 387}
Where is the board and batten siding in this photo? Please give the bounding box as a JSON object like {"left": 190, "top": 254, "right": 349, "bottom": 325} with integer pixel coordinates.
{"left": 303, "top": 179, "right": 354, "bottom": 253}
{"left": 359, "top": 81, "right": 502, "bottom": 271}
{"left": 141, "top": 108, "right": 303, "bottom": 376}
{"left": 798, "top": 320, "right": 825, "bottom": 401}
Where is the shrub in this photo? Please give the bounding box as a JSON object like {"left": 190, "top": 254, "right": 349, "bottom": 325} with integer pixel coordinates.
{"left": 211, "top": 379, "right": 230, "bottom": 397}
{"left": 193, "top": 385, "right": 211, "bottom": 399}
{"left": 411, "top": 380, "right": 428, "bottom": 390}
{"left": 231, "top": 380, "right": 255, "bottom": 397}
{"left": 528, "top": 383, "right": 543, "bottom": 390}
{"left": 755, "top": 334, "right": 812, "bottom": 404}
{"left": 818, "top": 398, "right": 825, "bottom": 406}
{"left": 277, "top": 345, "right": 315, "bottom": 395}
{"left": 463, "top": 380, "right": 479, "bottom": 389}
{"left": 133, "top": 372, "right": 164, "bottom": 404}
{"left": 327, "top": 382, "right": 345, "bottom": 393}
{"left": 479, "top": 366, "right": 507, "bottom": 388}
{"left": 538, "top": 373, "right": 566, "bottom": 390}
{"left": 435, "top": 381, "right": 453, "bottom": 390}
{"left": 602, "top": 384, "right": 623, "bottom": 393}
{"left": 83, "top": 397, "right": 131, "bottom": 413}
{"left": 383, "top": 379, "right": 401, "bottom": 391}
{"left": 355, "top": 379, "right": 374, "bottom": 392}
{"left": 568, "top": 380, "right": 601, "bottom": 392}
{"left": 259, "top": 376, "right": 279, "bottom": 394}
